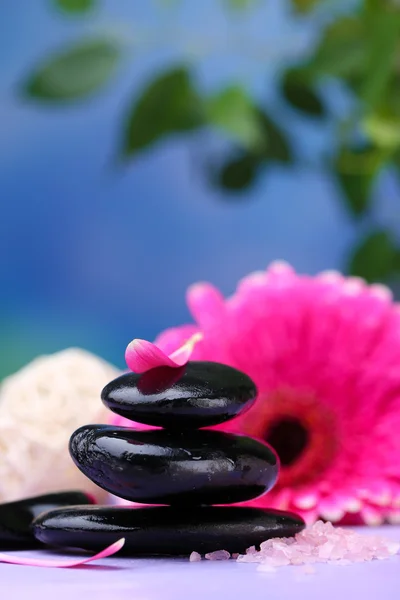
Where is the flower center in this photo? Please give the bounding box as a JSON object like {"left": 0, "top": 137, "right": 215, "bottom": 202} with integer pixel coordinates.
{"left": 236, "top": 387, "right": 338, "bottom": 489}
{"left": 265, "top": 417, "right": 309, "bottom": 467}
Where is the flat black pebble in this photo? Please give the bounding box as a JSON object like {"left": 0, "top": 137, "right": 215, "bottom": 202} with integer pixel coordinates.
{"left": 0, "top": 491, "right": 94, "bottom": 549}
{"left": 33, "top": 506, "right": 305, "bottom": 555}
{"left": 69, "top": 426, "right": 278, "bottom": 505}
{"left": 101, "top": 361, "right": 257, "bottom": 428}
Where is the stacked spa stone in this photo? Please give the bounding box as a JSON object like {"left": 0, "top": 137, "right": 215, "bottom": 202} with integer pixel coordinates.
{"left": 33, "top": 362, "right": 305, "bottom": 555}
{"left": 0, "top": 492, "right": 94, "bottom": 549}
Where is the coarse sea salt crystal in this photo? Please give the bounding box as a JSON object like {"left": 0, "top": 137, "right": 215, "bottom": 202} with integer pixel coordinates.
{"left": 205, "top": 550, "right": 231, "bottom": 561}
{"left": 189, "top": 551, "right": 202, "bottom": 562}
{"left": 235, "top": 521, "right": 400, "bottom": 568}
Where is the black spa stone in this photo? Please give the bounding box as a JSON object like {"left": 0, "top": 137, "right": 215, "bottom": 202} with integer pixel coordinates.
{"left": 33, "top": 506, "right": 305, "bottom": 555}
{"left": 69, "top": 426, "right": 278, "bottom": 505}
{"left": 101, "top": 361, "right": 257, "bottom": 428}
{"left": 0, "top": 491, "right": 94, "bottom": 549}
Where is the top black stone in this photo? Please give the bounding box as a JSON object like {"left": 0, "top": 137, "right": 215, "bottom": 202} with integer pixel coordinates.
{"left": 101, "top": 361, "right": 257, "bottom": 428}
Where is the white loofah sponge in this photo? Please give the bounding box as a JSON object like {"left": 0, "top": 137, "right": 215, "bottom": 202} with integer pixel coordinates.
{"left": 0, "top": 348, "right": 120, "bottom": 503}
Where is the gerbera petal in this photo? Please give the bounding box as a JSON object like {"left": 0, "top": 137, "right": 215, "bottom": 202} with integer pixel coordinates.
{"left": 343, "top": 498, "right": 362, "bottom": 513}
{"left": 187, "top": 282, "right": 225, "bottom": 328}
{"left": 318, "top": 495, "right": 352, "bottom": 521}
{"left": 317, "top": 270, "right": 343, "bottom": 284}
{"left": 125, "top": 333, "right": 202, "bottom": 373}
{"left": 294, "top": 508, "right": 319, "bottom": 525}
{"left": 265, "top": 488, "right": 292, "bottom": 511}
{"left": 236, "top": 271, "right": 268, "bottom": 295}
{"left": 320, "top": 507, "right": 345, "bottom": 523}
{"left": 360, "top": 506, "right": 385, "bottom": 526}
{"left": 0, "top": 538, "right": 125, "bottom": 568}
{"left": 369, "top": 283, "right": 393, "bottom": 302}
{"left": 267, "top": 260, "right": 294, "bottom": 275}
{"left": 292, "top": 493, "right": 319, "bottom": 511}
{"left": 369, "top": 489, "right": 392, "bottom": 507}
{"left": 266, "top": 260, "right": 296, "bottom": 282}
{"left": 387, "top": 510, "right": 400, "bottom": 524}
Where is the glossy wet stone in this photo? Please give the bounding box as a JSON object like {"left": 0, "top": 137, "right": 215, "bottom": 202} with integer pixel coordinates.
{"left": 0, "top": 491, "right": 94, "bottom": 549}
{"left": 69, "top": 426, "right": 278, "bottom": 505}
{"left": 101, "top": 362, "right": 257, "bottom": 428}
{"left": 33, "top": 506, "right": 305, "bottom": 555}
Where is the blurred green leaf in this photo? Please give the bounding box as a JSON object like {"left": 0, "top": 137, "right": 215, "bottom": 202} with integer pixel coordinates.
{"left": 336, "top": 171, "right": 371, "bottom": 217}
{"left": 394, "top": 249, "right": 400, "bottom": 272}
{"left": 387, "top": 75, "right": 400, "bottom": 117}
{"left": 348, "top": 230, "right": 398, "bottom": 282}
{"left": 365, "top": 0, "right": 400, "bottom": 14}
{"left": 363, "top": 113, "right": 400, "bottom": 149}
{"left": 335, "top": 146, "right": 385, "bottom": 217}
{"left": 361, "top": 9, "right": 400, "bottom": 111}
{"left": 258, "top": 111, "right": 292, "bottom": 163}
{"left": 224, "top": 0, "right": 257, "bottom": 9}
{"left": 213, "top": 109, "right": 291, "bottom": 191}
{"left": 54, "top": 0, "right": 95, "bottom": 14}
{"left": 24, "top": 38, "right": 120, "bottom": 102}
{"left": 305, "top": 18, "right": 365, "bottom": 81}
{"left": 217, "top": 153, "right": 260, "bottom": 191}
{"left": 122, "top": 67, "right": 202, "bottom": 157}
{"left": 290, "top": 0, "right": 319, "bottom": 14}
{"left": 363, "top": 74, "right": 400, "bottom": 148}
{"left": 206, "top": 86, "right": 262, "bottom": 148}
{"left": 281, "top": 69, "right": 325, "bottom": 117}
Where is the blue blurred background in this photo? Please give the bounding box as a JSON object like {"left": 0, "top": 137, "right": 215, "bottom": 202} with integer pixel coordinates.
{"left": 1, "top": 0, "right": 399, "bottom": 377}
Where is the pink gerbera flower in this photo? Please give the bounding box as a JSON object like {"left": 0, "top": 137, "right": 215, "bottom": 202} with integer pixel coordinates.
{"left": 120, "top": 262, "right": 400, "bottom": 525}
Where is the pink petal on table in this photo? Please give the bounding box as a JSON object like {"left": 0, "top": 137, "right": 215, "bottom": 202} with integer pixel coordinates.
{"left": 0, "top": 538, "right": 125, "bottom": 568}
{"left": 125, "top": 333, "right": 202, "bottom": 373}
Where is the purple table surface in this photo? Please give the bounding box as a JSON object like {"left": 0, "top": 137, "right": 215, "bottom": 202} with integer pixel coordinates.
{"left": 1, "top": 526, "right": 400, "bottom": 600}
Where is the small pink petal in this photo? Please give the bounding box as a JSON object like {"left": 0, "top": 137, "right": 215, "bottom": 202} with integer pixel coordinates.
{"left": 125, "top": 333, "right": 202, "bottom": 373}
{"left": 169, "top": 332, "right": 203, "bottom": 364}
{"left": 0, "top": 538, "right": 125, "bottom": 568}
{"left": 154, "top": 325, "right": 200, "bottom": 356}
